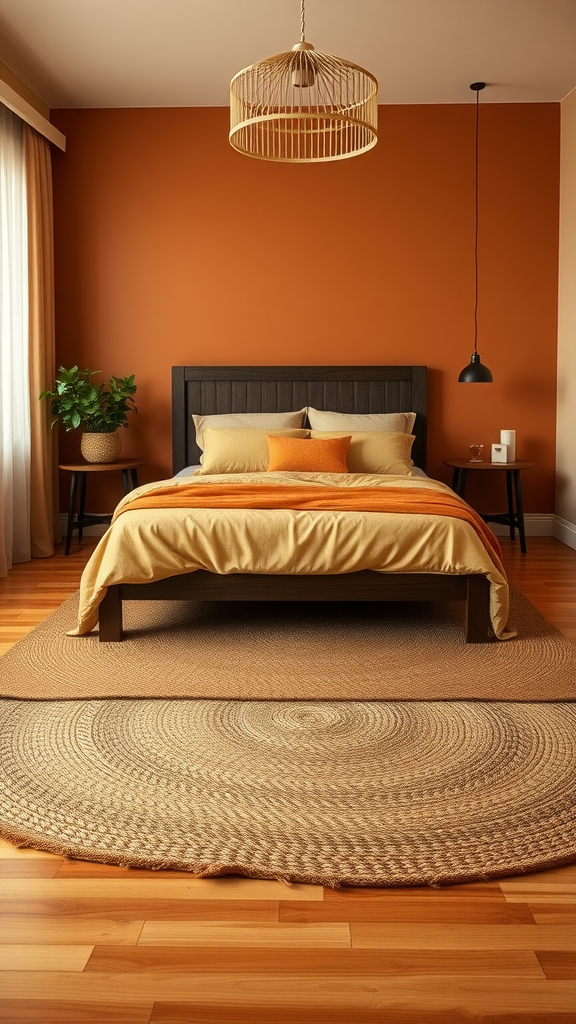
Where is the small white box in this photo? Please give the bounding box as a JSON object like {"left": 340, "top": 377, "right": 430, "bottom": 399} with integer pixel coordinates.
{"left": 500, "top": 429, "right": 516, "bottom": 462}
{"left": 491, "top": 443, "right": 508, "bottom": 463}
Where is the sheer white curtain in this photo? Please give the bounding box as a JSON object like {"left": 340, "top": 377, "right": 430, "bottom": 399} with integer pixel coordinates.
{"left": 0, "top": 103, "right": 31, "bottom": 575}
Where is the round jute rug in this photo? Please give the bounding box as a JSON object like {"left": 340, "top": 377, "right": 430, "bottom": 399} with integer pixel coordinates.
{"left": 1, "top": 698, "right": 575, "bottom": 886}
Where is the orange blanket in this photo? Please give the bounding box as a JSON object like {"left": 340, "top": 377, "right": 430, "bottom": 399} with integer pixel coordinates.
{"left": 114, "top": 483, "right": 503, "bottom": 572}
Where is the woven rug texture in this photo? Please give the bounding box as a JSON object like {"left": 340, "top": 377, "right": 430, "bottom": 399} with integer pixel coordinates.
{"left": 1, "top": 697, "right": 575, "bottom": 886}
{"left": 1, "top": 587, "right": 575, "bottom": 701}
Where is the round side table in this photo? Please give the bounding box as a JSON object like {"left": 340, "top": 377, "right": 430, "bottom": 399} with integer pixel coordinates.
{"left": 444, "top": 459, "right": 534, "bottom": 554}
{"left": 59, "top": 458, "right": 146, "bottom": 555}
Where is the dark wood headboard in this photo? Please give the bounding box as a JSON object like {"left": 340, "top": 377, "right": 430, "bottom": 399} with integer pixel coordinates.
{"left": 171, "top": 366, "right": 427, "bottom": 474}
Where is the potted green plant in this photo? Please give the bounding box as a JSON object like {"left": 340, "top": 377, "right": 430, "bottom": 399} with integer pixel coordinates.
{"left": 40, "top": 365, "right": 137, "bottom": 463}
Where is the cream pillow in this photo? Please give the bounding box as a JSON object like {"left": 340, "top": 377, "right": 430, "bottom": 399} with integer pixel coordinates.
{"left": 310, "top": 431, "right": 415, "bottom": 475}
{"left": 193, "top": 410, "right": 306, "bottom": 452}
{"left": 306, "top": 408, "right": 416, "bottom": 434}
{"left": 196, "top": 428, "right": 310, "bottom": 474}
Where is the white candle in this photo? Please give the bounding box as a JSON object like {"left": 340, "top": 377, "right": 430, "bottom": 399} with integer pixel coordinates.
{"left": 500, "top": 430, "right": 516, "bottom": 462}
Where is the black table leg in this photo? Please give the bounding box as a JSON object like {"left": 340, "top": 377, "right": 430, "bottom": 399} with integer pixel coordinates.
{"left": 512, "top": 470, "right": 527, "bottom": 554}
{"left": 505, "top": 471, "right": 516, "bottom": 541}
{"left": 64, "top": 472, "right": 79, "bottom": 555}
{"left": 121, "top": 468, "right": 139, "bottom": 494}
{"left": 452, "top": 467, "right": 467, "bottom": 498}
{"left": 77, "top": 472, "right": 87, "bottom": 543}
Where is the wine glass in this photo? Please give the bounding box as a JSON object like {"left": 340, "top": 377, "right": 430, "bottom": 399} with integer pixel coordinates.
{"left": 469, "top": 443, "right": 484, "bottom": 462}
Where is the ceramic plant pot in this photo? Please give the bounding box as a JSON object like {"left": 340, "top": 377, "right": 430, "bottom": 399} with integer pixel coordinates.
{"left": 80, "top": 431, "right": 122, "bottom": 464}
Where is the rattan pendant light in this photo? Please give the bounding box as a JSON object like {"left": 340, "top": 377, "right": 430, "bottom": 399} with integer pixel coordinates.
{"left": 229, "top": 0, "right": 378, "bottom": 163}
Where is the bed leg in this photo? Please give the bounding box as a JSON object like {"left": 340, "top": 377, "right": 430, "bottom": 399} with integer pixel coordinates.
{"left": 98, "top": 586, "right": 123, "bottom": 642}
{"left": 464, "top": 575, "right": 491, "bottom": 643}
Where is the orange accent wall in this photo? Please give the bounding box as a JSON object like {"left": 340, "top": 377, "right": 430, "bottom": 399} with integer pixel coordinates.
{"left": 50, "top": 104, "right": 560, "bottom": 515}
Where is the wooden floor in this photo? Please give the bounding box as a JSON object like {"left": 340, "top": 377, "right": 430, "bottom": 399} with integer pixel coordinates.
{"left": 1, "top": 536, "right": 575, "bottom": 1023}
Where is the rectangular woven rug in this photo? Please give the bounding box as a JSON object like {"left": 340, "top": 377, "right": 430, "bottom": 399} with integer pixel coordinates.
{"left": 1, "top": 587, "right": 575, "bottom": 701}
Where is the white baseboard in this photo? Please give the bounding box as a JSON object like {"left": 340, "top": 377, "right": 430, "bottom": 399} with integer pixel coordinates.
{"left": 59, "top": 514, "right": 108, "bottom": 540}
{"left": 458, "top": 512, "right": 576, "bottom": 551}
{"left": 553, "top": 515, "right": 576, "bottom": 551}
{"left": 487, "top": 514, "right": 555, "bottom": 537}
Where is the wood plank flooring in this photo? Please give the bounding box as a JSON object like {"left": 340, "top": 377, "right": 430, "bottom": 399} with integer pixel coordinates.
{"left": 1, "top": 536, "right": 575, "bottom": 1023}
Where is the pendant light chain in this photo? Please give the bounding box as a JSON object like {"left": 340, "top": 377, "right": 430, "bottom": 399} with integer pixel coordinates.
{"left": 300, "top": 0, "right": 306, "bottom": 42}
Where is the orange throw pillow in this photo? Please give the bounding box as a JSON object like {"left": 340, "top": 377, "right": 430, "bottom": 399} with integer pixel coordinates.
{"left": 267, "top": 434, "right": 351, "bottom": 473}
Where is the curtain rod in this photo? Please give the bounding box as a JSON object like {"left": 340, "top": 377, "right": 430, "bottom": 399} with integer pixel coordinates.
{"left": 0, "top": 80, "right": 66, "bottom": 151}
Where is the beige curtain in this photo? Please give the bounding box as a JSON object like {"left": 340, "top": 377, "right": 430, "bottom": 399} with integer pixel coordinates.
{"left": 24, "top": 125, "right": 59, "bottom": 555}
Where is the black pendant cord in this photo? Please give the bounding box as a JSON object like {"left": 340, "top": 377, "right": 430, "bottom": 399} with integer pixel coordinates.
{"left": 473, "top": 85, "right": 480, "bottom": 357}
{"left": 457, "top": 82, "right": 492, "bottom": 383}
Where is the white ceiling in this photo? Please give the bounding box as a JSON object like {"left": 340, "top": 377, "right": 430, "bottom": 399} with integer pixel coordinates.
{"left": 1, "top": 0, "right": 576, "bottom": 109}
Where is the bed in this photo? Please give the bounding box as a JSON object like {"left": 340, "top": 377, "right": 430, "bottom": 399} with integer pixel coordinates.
{"left": 77, "top": 365, "right": 508, "bottom": 643}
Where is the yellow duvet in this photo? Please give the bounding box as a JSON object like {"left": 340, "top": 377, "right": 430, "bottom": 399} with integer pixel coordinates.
{"left": 69, "top": 471, "right": 512, "bottom": 638}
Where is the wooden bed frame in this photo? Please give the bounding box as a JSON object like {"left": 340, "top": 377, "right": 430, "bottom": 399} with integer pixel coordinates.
{"left": 98, "top": 365, "right": 491, "bottom": 642}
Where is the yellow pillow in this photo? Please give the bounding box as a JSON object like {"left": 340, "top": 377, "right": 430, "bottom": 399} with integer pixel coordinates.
{"left": 196, "top": 428, "right": 310, "bottom": 474}
{"left": 310, "top": 431, "right": 415, "bottom": 475}
{"left": 193, "top": 410, "right": 306, "bottom": 452}
{"left": 267, "top": 435, "right": 351, "bottom": 473}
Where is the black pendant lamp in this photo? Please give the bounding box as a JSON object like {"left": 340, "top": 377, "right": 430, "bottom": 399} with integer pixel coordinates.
{"left": 458, "top": 82, "right": 493, "bottom": 383}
